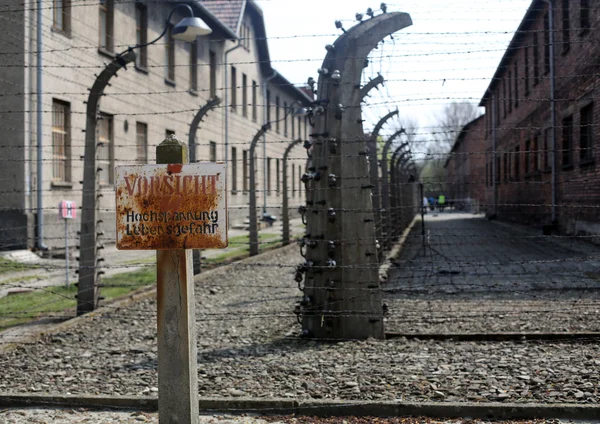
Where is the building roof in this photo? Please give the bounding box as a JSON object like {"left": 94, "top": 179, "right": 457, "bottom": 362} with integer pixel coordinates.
{"left": 201, "top": 0, "right": 312, "bottom": 104}
{"left": 479, "top": 0, "right": 542, "bottom": 106}
{"left": 200, "top": 0, "right": 246, "bottom": 35}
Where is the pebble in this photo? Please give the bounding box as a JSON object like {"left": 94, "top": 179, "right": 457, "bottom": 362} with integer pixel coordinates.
{"left": 0, "top": 247, "right": 598, "bottom": 407}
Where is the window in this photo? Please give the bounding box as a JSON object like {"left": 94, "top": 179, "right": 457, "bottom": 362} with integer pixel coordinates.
{"left": 544, "top": 127, "right": 552, "bottom": 170}
{"left": 275, "top": 96, "right": 280, "bottom": 133}
{"left": 135, "top": 3, "right": 147, "bottom": 69}
{"left": 53, "top": 0, "right": 70, "bottom": 33}
{"left": 514, "top": 62, "right": 519, "bottom": 108}
{"left": 230, "top": 66, "right": 237, "bottom": 111}
{"left": 98, "top": 113, "right": 113, "bottom": 185}
{"left": 496, "top": 157, "right": 501, "bottom": 184}
{"left": 266, "top": 90, "right": 271, "bottom": 122}
{"left": 231, "top": 147, "right": 237, "bottom": 193}
{"left": 298, "top": 166, "right": 302, "bottom": 196}
{"left": 508, "top": 71, "right": 512, "bottom": 113}
{"left": 486, "top": 161, "right": 489, "bottom": 187}
{"left": 242, "top": 150, "right": 248, "bottom": 192}
{"left": 252, "top": 81, "right": 257, "bottom": 121}
{"left": 533, "top": 33, "right": 540, "bottom": 85}
{"left": 562, "top": 0, "right": 570, "bottom": 52}
{"left": 276, "top": 159, "right": 280, "bottom": 194}
{"left": 284, "top": 102, "right": 288, "bottom": 136}
{"left": 209, "top": 141, "right": 217, "bottom": 162}
{"left": 525, "top": 139, "right": 531, "bottom": 174}
{"left": 304, "top": 117, "right": 308, "bottom": 139}
{"left": 52, "top": 99, "right": 70, "bottom": 182}
{"left": 165, "top": 24, "right": 175, "bottom": 82}
{"left": 99, "top": 0, "right": 114, "bottom": 52}
{"left": 166, "top": 129, "right": 175, "bottom": 137}
{"left": 524, "top": 45, "right": 530, "bottom": 95}
{"left": 297, "top": 116, "right": 302, "bottom": 139}
{"left": 209, "top": 50, "right": 217, "bottom": 98}
{"left": 544, "top": 13, "right": 550, "bottom": 74}
{"left": 503, "top": 80, "right": 507, "bottom": 118}
{"left": 136, "top": 122, "right": 148, "bottom": 164}
{"left": 292, "top": 161, "right": 295, "bottom": 197}
{"left": 190, "top": 41, "right": 198, "bottom": 92}
{"left": 514, "top": 146, "right": 520, "bottom": 180}
{"left": 580, "top": 103, "right": 594, "bottom": 162}
{"left": 503, "top": 152, "right": 508, "bottom": 183}
{"left": 242, "top": 73, "right": 248, "bottom": 117}
{"left": 291, "top": 110, "right": 295, "bottom": 138}
{"left": 533, "top": 133, "right": 540, "bottom": 172}
{"left": 267, "top": 157, "right": 272, "bottom": 194}
{"left": 562, "top": 115, "right": 574, "bottom": 167}
{"left": 581, "top": 0, "right": 590, "bottom": 32}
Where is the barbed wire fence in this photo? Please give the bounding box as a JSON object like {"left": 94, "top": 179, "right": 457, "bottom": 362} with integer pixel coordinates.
{"left": 0, "top": 0, "right": 598, "bottom": 412}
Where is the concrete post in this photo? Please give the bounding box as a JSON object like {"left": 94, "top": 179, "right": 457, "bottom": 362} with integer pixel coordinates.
{"left": 156, "top": 135, "right": 199, "bottom": 424}
{"left": 300, "top": 12, "right": 412, "bottom": 340}
{"left": 249, "top": 124, "right": 270, "bottom": 256}
{"left": 188, "top": 96, "right": 221, "bottom": 275}
{"left": 380, "top": 135, "right": 406, "bottom": 249}
{"left": 368, "top": 110, "right": 398, "bottom": 253}
{"left": 77, "top": 50, "right": 136, "bottom": 315}
{"left": 282, "top": 138, "right": 303, "bottom": 245}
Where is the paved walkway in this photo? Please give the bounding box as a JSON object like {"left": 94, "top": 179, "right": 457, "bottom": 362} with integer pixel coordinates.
{"left": 385, "top": 211, "right": 600, "bottom": 333}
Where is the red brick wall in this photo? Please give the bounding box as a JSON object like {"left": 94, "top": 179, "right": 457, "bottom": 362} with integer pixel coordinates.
{"left": 480, "top": 0, "right": 600, "bottom": 232}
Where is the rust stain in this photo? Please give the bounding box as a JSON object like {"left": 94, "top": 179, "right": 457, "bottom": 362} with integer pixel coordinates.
{"left": 167, "top": 164, "right": 183, "bottom": 173}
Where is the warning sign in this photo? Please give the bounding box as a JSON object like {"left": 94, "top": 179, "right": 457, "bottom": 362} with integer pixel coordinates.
{"left": 115, "top": 163, "right": 228, "bottom": 250}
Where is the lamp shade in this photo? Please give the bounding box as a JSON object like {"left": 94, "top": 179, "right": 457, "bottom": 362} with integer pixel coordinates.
{"left": 172, "top": 16, "right": 212, "bottom": 42}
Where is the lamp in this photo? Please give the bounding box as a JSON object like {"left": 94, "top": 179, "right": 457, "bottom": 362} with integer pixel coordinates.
{"left": 173, "top": 15, "right": 212, "bottom": 42}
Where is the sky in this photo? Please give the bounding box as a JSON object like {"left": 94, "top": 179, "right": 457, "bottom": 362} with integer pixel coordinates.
{"left": 254, "top": 0, "right": 532, "bottom": 150}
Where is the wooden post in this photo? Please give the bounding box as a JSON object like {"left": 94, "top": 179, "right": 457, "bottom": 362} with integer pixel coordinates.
{"left": 300, "top": 12, "right": 412, "bottom": 340}
{"left": 156, "top": 135, "right": 199, "bottom": 424}
{"left": 282, "top": 138, "right": 303, "bottom": 245}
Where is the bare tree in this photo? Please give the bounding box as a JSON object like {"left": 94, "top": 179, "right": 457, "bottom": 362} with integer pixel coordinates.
{"left": 421, "top": 102, "right": 481, "bottom": 196}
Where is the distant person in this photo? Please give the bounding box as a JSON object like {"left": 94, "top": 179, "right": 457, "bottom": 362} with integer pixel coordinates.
{"left": 438, "top": 194, "right": 446, "bottom": 212}
{"left": 428, "top": 196, "right": 435, "bottom": 211}
{"left": 422, "top": 197, "right": 429, "bottom": 214}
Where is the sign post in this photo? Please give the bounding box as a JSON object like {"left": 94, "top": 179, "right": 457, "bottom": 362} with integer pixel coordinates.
{"left": 58, "top": 200, "right": 76, "bottom": 288}
{"left": 116, "top": 135, "right": 227, "bottom": 424}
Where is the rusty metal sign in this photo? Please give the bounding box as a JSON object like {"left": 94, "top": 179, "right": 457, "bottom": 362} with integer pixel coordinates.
{"left": 115, "top": 163, "right": 228, "bottom": 250}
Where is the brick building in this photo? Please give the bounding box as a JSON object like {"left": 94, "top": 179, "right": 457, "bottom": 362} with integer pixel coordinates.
{"left": 476, "top": 0, "right": 599, "bottom": 233}
{"left": 0, "top": 0, "right": 311, "bottom": 250}
{"left": 444, "top": 115, "right": 486, "bottom": 212}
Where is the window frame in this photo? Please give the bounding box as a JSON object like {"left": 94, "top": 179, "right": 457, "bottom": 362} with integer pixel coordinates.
{"left": 165, "top": 24, "right": 176, "bottom": 84}
{"left": 98, "top": 0, "right": 114, "bottom": 53}
{"left": 135, "top": 3, "right": 148, "bottom": 70}
{"left": 209, "top": 50, "right": 217, "bottom": 98}
{"left": 53, "top": 0, "right": 70, "bottom": 34}
{"left": 562, "top": 115, "right": 574, "bottom": 168}
{"left": 136, "top": 121, "right": 148, "bottom": 164}
{"left": 242, "top": 73, "right": 248, "bottom": 117}
{"left": 231, "top": 147, "right": 238, "bottom": 194}
{"left": 52, "top": 99, "right": 71, "bottom": 183}
{"left": 97, "top": 113, "right": 114, "bottom": 185}
{"left": 209, "top": 141, "right": 217, "bottom": 162}
{"left": 580, "top": 103, "right": 594, "bottom": 164}
{"left": 189, "top": 41, "right": 198, "bottom": 92}
{"left": 230, "top": 66, "right": 237, "bottom": 112}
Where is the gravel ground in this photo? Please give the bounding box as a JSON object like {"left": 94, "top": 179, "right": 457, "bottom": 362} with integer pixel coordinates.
{"left": 0, "top": 216, "right": 598, "bottom": 408}
{"left": 0, "top": 409, "right": 588, "bottom": 424}
{"left": 0, "top": 409, "right": 275, "bottom": 423}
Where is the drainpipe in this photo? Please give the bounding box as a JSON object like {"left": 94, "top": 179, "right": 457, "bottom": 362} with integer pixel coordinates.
{"left": 491, "top": 93, "right": 498, "bottom": 219}
{"left": 36, "top": 0, "right": 47, "bottom": 250}
{"left": 545, "top": 0, "right": 557, "bottom": 225}
{"left": 263, "top": 70, "right": 277, "bottom": 215}
{"left": 224, "top": 41, "right": 242, "bottom": 180}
